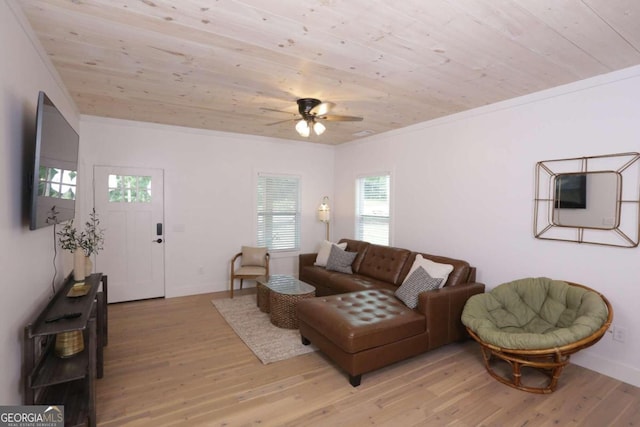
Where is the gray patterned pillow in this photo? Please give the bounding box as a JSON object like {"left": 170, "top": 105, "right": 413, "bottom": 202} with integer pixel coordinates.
{"left": 395, "top": 266, "right": 443, "bottom": 309}
{"left": 325, "top": 244, "right": 357, "bottom": 274}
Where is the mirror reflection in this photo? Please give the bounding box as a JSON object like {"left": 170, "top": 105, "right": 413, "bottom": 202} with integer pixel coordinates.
{"left": 552, "top": 172, "right": 620, "bottom": 230}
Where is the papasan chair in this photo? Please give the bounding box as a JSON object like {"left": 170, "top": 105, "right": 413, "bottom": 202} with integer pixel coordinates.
{"left": 462, "top": 277, "right": 612, "bottom": 394}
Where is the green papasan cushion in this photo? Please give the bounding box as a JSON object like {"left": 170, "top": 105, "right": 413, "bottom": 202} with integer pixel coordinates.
{"left": 461, "top": 277, "right": 609, "bottom": 350}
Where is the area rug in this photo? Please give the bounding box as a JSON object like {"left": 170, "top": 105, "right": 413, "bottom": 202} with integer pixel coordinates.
{"left": 211, "top": 295, "right": 317, "bottom": 364}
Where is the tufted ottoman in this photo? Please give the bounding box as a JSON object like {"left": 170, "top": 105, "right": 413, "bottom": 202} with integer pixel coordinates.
{"left": 296, "top": 289, "right": 427, "bottom": 386}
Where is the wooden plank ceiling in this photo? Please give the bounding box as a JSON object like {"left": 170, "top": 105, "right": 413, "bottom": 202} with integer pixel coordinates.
{"left": 16, "top": 0, "right": 640, "bottom": 145}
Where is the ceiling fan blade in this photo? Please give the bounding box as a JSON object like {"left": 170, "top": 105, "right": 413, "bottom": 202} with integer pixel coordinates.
{"left": 266, "top": 118, "right": 297, "bottom": 126}
{"left": 261, "top": 107, "right": 296, "bottom": 115}
{"left": 318, "top": 114, "right": 364, "bottom": 122}
{"left": 310, "top": 101, "right": 335, "bottom": 116}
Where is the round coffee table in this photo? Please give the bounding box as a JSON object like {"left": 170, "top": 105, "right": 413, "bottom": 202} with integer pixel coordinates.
{"left": 256, "top": 275, "right": 315, "bottom": 329}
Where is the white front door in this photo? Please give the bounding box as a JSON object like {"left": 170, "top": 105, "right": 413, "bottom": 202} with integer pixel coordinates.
{"left": 94, "top": 166, "right": 165, "bottom": 303}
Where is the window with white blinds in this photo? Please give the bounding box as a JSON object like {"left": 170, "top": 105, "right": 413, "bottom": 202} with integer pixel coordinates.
{"left": 257, "top": 174, "right": 301, "bottom": 251}
{"left": 356, "top": 174, "right": 391, "bottom": 246}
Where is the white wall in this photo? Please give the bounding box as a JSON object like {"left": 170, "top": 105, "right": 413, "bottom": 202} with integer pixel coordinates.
{"left": 0, "top": 2, "right": 80, "bottom": 404}
{"left": 79, "top": 117, "right": 334, "bottom": 298}
{"left": 333, "top": 65, "right": 640, "bottom": 387}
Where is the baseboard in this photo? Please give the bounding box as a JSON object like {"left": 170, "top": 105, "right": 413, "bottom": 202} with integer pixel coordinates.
{"left": 165, "top": 283, "right": 218, "bottom": 298}
{"left": 165, "top": 282, "right": 257, "bottom": 298}
{"left": 572, "top": 351, "right": 640, "bottom": 388}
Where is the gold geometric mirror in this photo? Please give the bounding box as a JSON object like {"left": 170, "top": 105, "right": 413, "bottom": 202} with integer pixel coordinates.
{"left": 534, "top": 152, "right": 640, "bottom": 248}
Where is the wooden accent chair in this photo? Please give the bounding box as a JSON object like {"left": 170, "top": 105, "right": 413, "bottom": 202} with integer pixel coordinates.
{"left": 462, "top": 278, "right": 612, "bottom": 394}
{"left": 229, "top": 246, "right": 269, "bottom": 298}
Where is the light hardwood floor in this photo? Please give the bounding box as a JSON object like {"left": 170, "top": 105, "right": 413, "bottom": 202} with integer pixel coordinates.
{"left": 96, "top": 290, "right": 639, "bottom": 426}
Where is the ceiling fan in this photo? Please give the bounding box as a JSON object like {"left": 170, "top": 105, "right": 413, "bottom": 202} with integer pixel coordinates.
{"left": 265, "top": 98, "right": 363, "bottom": 137}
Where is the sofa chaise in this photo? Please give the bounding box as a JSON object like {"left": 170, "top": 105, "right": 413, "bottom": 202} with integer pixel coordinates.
{"left": 296, "top": 238, "right": 485, "bottom": 386}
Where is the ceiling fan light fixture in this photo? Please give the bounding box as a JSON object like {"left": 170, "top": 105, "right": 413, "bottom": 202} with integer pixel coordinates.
{"left": 295, "top": 119, "right": 310, "bottom": 137}
{"left": 284, "top": 99, "right": 362, "bottom": 138}
{"left": 313, "top": 121, "right": 326, "bottom": 136}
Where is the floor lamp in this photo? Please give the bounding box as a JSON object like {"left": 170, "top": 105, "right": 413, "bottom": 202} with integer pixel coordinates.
{"left": 318, "top": 196, "right": 330, "bottom": 241}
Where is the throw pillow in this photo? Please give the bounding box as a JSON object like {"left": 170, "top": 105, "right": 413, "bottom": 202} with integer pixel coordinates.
{"left": 241, "top": 246, "right": 267, "bottom": 267}
{"left": 325, "top": 244, "right": 357, "bottom": 274}
{"left": 314, "top": 240, "right": 348, "bottom": 267}
{"left": 403, "top": 254, "right": 454, "bottom": 289}
{"left": 395, "top": 266, "right": 442, "bottom": 309}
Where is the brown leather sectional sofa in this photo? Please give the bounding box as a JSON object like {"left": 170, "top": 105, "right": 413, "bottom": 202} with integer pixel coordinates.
{"left": 296, "top": 238, "right": 485, "bottom": 386}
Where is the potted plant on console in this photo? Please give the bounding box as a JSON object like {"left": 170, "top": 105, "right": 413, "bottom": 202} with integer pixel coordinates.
{"left": 58, "top": 209, "right": 105, "bottom": 282}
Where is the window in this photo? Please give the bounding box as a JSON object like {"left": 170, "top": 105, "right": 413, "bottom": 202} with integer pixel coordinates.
{"left": 356, "top": 174, "right": 391, "bottom": 245}
{"left": 108, "top": 174, "right": 152, "bottom": 203}
{"left": 257, "top": 174, "right": 301, "bottom": 251}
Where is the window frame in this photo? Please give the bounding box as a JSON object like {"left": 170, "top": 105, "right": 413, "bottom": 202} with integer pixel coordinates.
{"left": 255, "top": 172, "right": 302, "bottom": 253}
{"left": 355, "top": 172, "right": 392, "bottom": 246}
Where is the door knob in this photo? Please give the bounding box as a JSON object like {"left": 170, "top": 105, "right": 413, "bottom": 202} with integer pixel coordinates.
{"left": 152, "top": 238, "right": 163, "bottom": 243}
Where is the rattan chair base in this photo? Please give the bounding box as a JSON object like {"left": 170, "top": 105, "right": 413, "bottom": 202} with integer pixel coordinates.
{"left": 475, "top": 339, "right": 570, "bottom": 394}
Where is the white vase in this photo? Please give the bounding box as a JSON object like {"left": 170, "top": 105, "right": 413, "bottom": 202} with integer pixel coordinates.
{"left": 84, "top": 256, "right": 93, "bottom": 275}
{"left": 73, "top": 250, "right": 86, "bottom": 282}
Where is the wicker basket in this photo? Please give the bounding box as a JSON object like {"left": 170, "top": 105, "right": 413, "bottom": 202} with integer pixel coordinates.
{"left": 269, "top": 290, "right": 315, "bottom": 329}
{"left": 256, "top": 283, "right": 271, "bottom": 313}
{"left": 55, "top": 330, "right": 84, "bottom": 358}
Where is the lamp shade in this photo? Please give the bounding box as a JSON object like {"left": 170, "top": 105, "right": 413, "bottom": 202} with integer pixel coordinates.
{"left": 313, "top": 121, "right": 326, "bottom": 135}
{"left": 295, "top": 119, "right": 310, "bottom": 137}
{"left": 318, "top": 196, "right": 330, "bottom": 222}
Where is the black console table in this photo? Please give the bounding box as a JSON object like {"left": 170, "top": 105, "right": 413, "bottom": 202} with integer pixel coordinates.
{"left": 23, "top": 273, "right": 108, "bottom": 427}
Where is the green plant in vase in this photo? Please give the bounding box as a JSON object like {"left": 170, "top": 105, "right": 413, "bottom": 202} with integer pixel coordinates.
{"left": 80, "top": 209, "right": 105, "bottom": 257}
{"left": 58, "top": 209, "right": 105, "bottom": 280}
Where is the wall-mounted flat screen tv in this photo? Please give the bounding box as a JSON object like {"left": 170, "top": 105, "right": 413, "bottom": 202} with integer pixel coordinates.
{"left": 29, "top": 91, "right": 79, "bottom": 230}
{"left": 554, "top": 173, "right": 587, "bottom": 209}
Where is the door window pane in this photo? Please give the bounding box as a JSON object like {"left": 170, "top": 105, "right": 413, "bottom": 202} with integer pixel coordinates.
{"left": 108, "top": 174, "right": 152, "bottom": 203}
